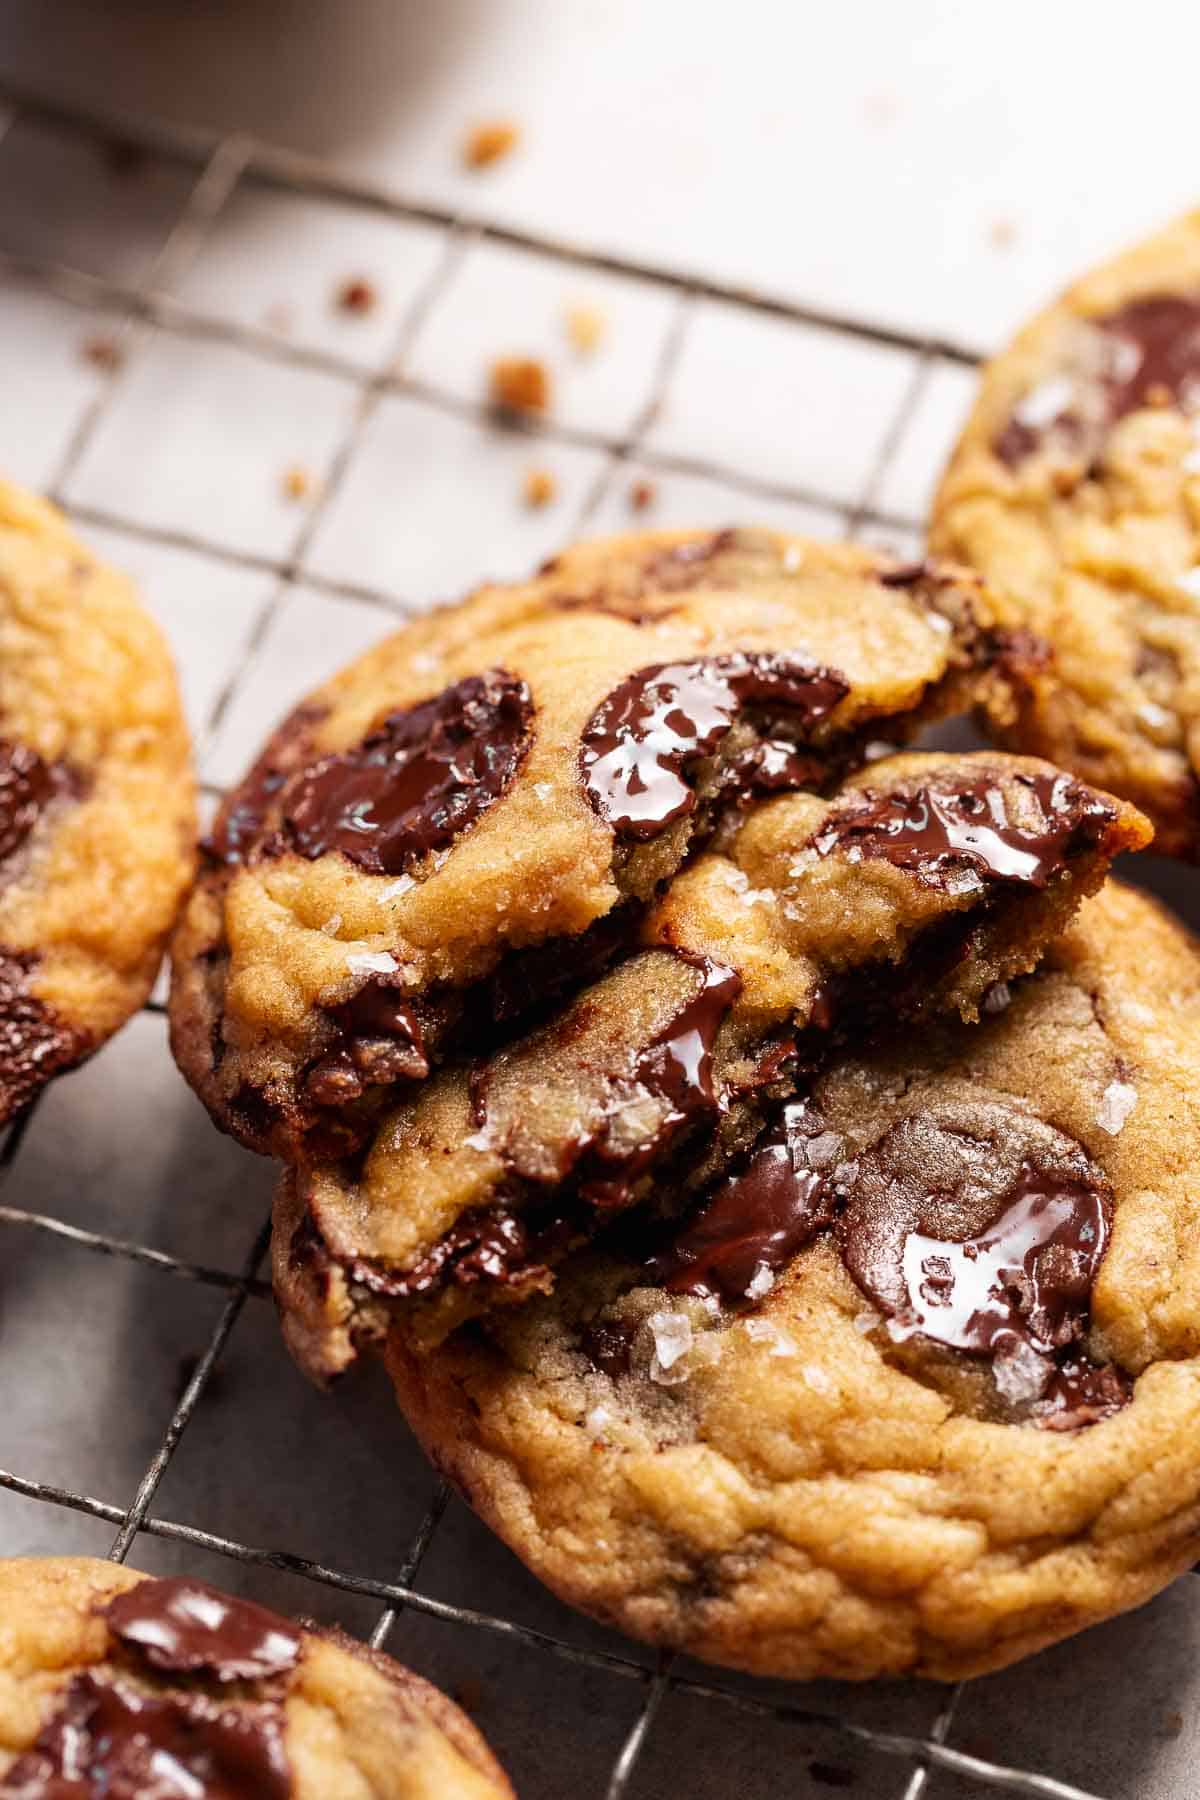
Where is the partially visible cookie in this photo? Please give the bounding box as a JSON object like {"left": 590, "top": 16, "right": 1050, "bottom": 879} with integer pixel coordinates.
{"left": 385, "top": 882, "right": 1200, "bottom": 1683}
{"left": 273, "top": 749, "right": 1147, "bottom": 1375}
{"left": 0, "top": 480, "right": 194, "bottom": 1121}
{"left": 169, "top": 530, "right": 1019, "bottom": 1163}
{"left": 932, "top": 208, "right": 1200, "bottom": 856}
{"left": 0, "top": 1557, "right": 514, "bottom": 1798}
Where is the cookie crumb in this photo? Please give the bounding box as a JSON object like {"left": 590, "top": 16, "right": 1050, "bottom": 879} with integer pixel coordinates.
{"left": 565, "top": 302, "right": 606, "bottom": 355}
{"left": 281, "top": 464, "right": 315, "bottom": 503}
{"left": 1161, "top": 1710, "right": 1185, "bottom": 1738}
{"left": 463, "top": 120, "right": 520, "bottom": 169}
{"left": 989, "top": 218, "right": 1018, "bottom": 250}
{"left": 523, "top": 467, "right": 557, "bottom": 508}
{"left": 335, "top": 276, "right": 377, "bottom": 316}
{"left": 263, "top": 301, "right": 294, "bottom": 335}
{"left": 628, "top": 478, "right": 657, "bottom": 512}
{"left": 81, "top": 335, "right": 124, "bottom": 373}
{"left": 490, "top": 356, "right": 551, "bottom": 415}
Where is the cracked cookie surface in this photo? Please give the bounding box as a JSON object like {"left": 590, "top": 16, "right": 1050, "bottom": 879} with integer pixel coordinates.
{"left": 169, "top": 529, "right": 1017, "bottom": 1163}
{"left": 931, "top": 208, "right": 1200, "bottom": 856}
{"left": 0, "top": 1557, "right": 513, "bottom": 1798}
{"left": 383, "top": 884, "right": 1200, "bottom": 1682}
{"left": 0, "top": 480, "right": 194, "bottom": 1121}
{"left": 272, "top": 749, "right": 1146, "bottom": 1372}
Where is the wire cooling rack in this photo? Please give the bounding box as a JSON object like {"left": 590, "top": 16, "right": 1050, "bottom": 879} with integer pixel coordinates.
{"left": 0, "top": 79, "right": 1167, "bottom": 1800}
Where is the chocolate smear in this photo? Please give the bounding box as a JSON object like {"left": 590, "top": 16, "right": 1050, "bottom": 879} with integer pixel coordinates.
{"left": 580, "top": 653, "right": 847, "bottom": 840}
{"left": 0, "top": 741, "right": 68, "bottom": 865}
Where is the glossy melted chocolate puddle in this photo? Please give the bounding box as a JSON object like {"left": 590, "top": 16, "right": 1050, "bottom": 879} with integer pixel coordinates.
{"left": 635, "top": 1101, "right": 1129, "bottom": 1432}
{"left": 1, "top": 1578, "right": 301, "bottom": 1798}
{"left": 579, "top": 653, "right": 848, "bottom": 840}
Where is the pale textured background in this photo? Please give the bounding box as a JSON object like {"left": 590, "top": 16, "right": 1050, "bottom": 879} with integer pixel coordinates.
{"left": 0, "top": 5, "right": 1196, "bottom": 1796}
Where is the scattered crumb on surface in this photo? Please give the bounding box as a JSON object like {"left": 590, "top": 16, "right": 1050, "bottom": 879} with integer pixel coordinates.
{"left": 281, "top": 463, "right": 316, "bottom": 502}
{"left": 490, "top": 356, "right": 551, "bottom": 414}
{"left": 523, "top": 467, "right": 557, "bottom": 508}
{"left": 989, "top": 217, "right": 1018, "bottom": 250}
{"left": 1161, "top": 1711, "right": 1185, "bottom": 1739}
{"left": 263, "top": 301, "right": 294, "bottom": 335}
{"left": 335, "top": 276, "right": 377, "bottom": 316}
{"left": 628, "top": 478, "right": 657, "bottom": 512}
{"left": 81, "top": 335, "right": 124, "bottom": 373}
{"left": 463, "top": 119, "right": 521, "bottom": 169}
{"left": 862, "top": 91, "right": 899, "bottom": 125}
{"left": 565, "top": 301, "right": 606, "bottom": 355}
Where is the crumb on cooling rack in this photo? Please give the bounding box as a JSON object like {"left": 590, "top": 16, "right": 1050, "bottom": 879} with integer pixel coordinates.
{"left": 263, "top": 301, "right": 294, "bottom": 335}
{"left": 490, "top": 356, "right": 551, "bottom": 415}
{"left": 628, "top": 478, "right": 657, "bottom": 511}
{"left": 523, "top": 467, "right": 557, "bottom": 508}
{"left": 281, "top": 463, "right": 317, "bottom": 503}
{"left": 565, "top": 301, "right": 606, "bottom": 355}
{"left": 463, "top": 119, "right": 521, "bottom": 169}
{"left": 336, "top": 275, "right": 378, "bottom": 316}
{"left": 989, "top": 217, "right": 1018, "bottom": 250}
{"left": 81, "top": 335, "right": 124, "bottom": 373}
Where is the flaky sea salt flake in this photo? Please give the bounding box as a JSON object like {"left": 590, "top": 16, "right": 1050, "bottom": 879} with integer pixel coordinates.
{"left": 1097, "top": 1079, "right": 1137, "bottom": 1135}
{"left": 346, "top": 950, "right": 399, "bottom": 977}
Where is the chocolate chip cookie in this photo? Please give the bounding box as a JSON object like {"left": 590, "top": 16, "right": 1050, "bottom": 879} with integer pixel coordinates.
{"left": 0, "top": 480, "right": 194, "bottom": 1121}
{"left": 384, "top": 882, "right": 1200, "bottom": 1682}
{"left": 273, "top": 748, "right": 1146, "bottom": 1374}
{"left": 0, "top": 1558, "right": 513, "bottom": 1797}
{"left": 931, "top": 208, "right": 1200, "bottom": 856}
{"left": 170, "top": 529, "right": 1025, "bottom": 1162}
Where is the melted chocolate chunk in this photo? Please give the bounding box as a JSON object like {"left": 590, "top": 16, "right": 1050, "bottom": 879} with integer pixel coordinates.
{"left": 105, "top": 1578, "right": 301, "bottom": 1682}
{"left": 579, "top": 654, "right": 848, "bottom": 840}
{"left": 837, "top": 1108, "right": 1126, "bottom": 1427}
{"left": 302, "top": 979, "right": 429, "bottom": 1108}
{"left": 812, "top": 769, "right": 1115, "bottom": 889}
{"left": 280, "top": 670, "right": 532, "bottom": 874}
{"left": 342, "top": 1198, "right": 574, "bottom": 1301}
{"left": 0, "top": 950, "right": 84, "bottom": 1119}
{"left": 203, "top": 705, "right": 326, "bottom": 867}
{"left": 576, "top": 953, "right": 743, "bottom": 1206}
{"left": 648, "top": 1098, "right": 839, "bottom": 1303}
{"left": 0, "top": 1672, "right": 291, "bottom": 1799}
{"left": 485, "top": 903, "right": 639, "bottom": 1026}
{"left": 0, "top": 742, "right": 64, "bottom": 865}
{"left": 995, "top": 291, "right": 1200, "bottom": 467}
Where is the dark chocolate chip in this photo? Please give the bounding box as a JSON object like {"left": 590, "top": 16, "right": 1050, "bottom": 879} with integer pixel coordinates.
{"left": 105, "top": 1578, "right": 301, "bottom": 1682}
{"left": 579, "top": 653, "right": 848, "bottom": 840}
{"left": 0, "top": 741, "right": 66, "bottom": 865}
{"left": 811, "top": 768, "right": 1115, "bottom": 889}
{"left": 203, "top": 705, "right": 327, "bottom": 868}
{"left": 647, "top": 1098, "right": 839, "bottom": 1303}
{"left": 279, "top": 670, "right": 532, "bottom": 875}
{"left": 579, "top": 1318, "right": 637, "bottom": 1379}
{"left": 0, "top": 1671, "right": 292, "bottom": 1798}
{"left": 303, "top": 979, "right": 429, "bottom": 1108}
{"left": 0, "top": 950, "right": 85, "bottom": 1120}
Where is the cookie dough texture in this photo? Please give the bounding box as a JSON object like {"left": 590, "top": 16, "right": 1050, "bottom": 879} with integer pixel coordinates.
{"left": 0, "top": 1557, "right": 513, "bottom": 1798}
{"left": 170, "top": 528, "right": 1017, "bottom": 1162}
{"left": 931, "top": 208, "right": 1200, "bottom": 856}
{"left": 387, "top": 885, "right": 1200, "bottom": 1683}
{"left": 0, "top": 479, "right": 194, "bottom": 1118}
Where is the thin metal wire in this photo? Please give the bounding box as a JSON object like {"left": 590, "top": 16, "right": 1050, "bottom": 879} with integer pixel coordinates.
{"left": 0, "top": 84, "right": 1131, "bottom": 1800}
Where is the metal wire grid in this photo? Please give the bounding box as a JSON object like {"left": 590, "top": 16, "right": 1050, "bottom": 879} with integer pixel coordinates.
{"left": 0, "top": 78, "right": 1115, "bottom": 1800}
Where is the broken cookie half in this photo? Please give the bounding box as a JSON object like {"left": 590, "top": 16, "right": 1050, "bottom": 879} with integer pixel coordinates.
{"left": 170, "top": 530, "right": 1023, "bottom": 1162}
{"left": 274, "top": 749, "right": 1148, "bottom": 1380}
